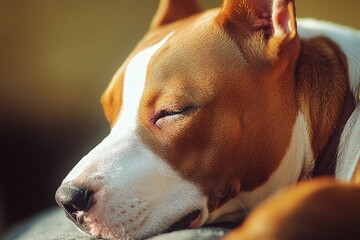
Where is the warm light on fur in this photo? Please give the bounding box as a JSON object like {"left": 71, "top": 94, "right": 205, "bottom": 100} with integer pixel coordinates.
{"left": 56, "top": 0, "right": 360, "bottom": 239}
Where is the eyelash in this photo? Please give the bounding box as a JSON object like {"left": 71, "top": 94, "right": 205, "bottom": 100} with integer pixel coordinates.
{"left": 153, "top": 106, "right": 194, "bottom": 125}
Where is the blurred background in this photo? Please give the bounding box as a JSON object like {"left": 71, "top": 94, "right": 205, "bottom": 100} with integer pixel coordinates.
{"left": 1, "top": 0, "right": 360, "bottom": 236}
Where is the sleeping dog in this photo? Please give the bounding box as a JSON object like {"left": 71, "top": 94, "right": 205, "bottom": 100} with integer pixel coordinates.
{"left": 56, "top": 0, "right": 360, "bottom": 239}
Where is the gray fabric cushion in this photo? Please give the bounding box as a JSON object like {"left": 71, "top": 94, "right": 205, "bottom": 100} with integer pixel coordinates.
{"left": 149, "top": 228, "right": 229, "bottom": 240}
{"left": 4, "top": 208, "right": 230, "bottom": 240}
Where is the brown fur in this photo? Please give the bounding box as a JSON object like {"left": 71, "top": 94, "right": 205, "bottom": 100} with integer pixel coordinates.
{"left": 222, "top": 179, "right": 360, "bottom": 240}
{"left": 101, "top": 11, "right": 205, "bottom": 127}
{"left": 101, "top": 67, "right": 125, "bottom": 127}
{"left": 101, "top": 0, "right": 354, "bottom": 233}
{"left": 101, "top": 8, "right": 299, "bottom": 210}
{"left": 296, "top": 37, "right": 348, "bottom": 160}
{"left": 352, "top": 159, "right": 360, "bottom": 184}
{"left": 138, "top": 17, "right": 301, "bottom": 210}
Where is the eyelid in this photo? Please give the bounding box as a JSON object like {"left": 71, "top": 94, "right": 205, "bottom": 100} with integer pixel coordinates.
{"left": 152, "top": 106, "right": 196, "bottom": 125}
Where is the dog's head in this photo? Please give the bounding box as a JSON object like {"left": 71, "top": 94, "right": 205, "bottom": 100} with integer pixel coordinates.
{"left": 56, "top": 0, "right": 304, "bottom": 239}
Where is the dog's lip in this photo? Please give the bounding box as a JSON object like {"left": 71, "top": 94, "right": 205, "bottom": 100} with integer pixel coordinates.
{"left": 188, "top": 211, "right": 202, "bottom": 228}
{"left": 64, "top": 211, "right": 91, "bottom": 232}
{"left": 164, "top": 210, "right": 202, "bottom": 233}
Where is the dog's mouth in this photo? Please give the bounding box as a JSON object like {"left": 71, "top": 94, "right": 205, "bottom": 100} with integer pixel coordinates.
{"left": 64, "top": 210, "right": 92, "bottom": 233}
{"left": 164, "top": 210, "right": 202, "bottom": 233}
{"left": 64, "top": 207, "right": 202, "bottom": 239}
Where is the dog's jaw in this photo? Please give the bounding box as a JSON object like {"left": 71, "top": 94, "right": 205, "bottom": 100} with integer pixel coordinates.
{"left": 66, "top": 142, "right": 208, "bottom": 239}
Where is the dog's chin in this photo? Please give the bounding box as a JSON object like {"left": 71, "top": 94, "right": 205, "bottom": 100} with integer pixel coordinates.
{"left": 73, "top": 210, "right": 203, "bottom": 240}
{"left": 79, "top": 214, "right": 135, "bottom": 240}
{"left": 75, "top": 220, "right": 130, "bottom": 240}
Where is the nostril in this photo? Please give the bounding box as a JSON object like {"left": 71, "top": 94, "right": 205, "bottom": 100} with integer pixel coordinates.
{"left": 63, "top": 204, "right": 78, "bottom": 215}
{"left": 55, "top": 183, "right": 93, "bottom": 215}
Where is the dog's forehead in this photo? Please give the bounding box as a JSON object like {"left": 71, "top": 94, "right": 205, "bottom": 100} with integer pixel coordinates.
{"left": 101, "top": 10, "right": 245, "bottom": 126}
{"left": 147, "top": 21, "right": 245, "bottom": 87}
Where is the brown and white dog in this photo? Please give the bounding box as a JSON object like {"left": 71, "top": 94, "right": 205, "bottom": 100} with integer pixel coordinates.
{"left": 55, "top": 0, "right": 360, "bottom": 239}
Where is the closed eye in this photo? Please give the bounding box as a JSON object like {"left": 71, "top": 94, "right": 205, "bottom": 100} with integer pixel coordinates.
{"left": 153, "top": 106, "right": 195, "bottom": 126}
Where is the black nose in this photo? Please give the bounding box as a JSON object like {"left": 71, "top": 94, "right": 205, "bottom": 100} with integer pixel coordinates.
{"left": 55, "top": 183, "right": 93, "bottom": 215}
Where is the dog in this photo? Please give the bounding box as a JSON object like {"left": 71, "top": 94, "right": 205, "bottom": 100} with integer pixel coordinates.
{"left": 55, "top": 0, "right": 360, "bottom": 239}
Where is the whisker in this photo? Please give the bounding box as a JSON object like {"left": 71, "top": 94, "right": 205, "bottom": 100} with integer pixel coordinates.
{"left": 236, "top": 200, "right": 249, "bottom": 216}
{"left": 110, "top": 167, "right": 123, "bottom": 173}
{"left": 120, "top": 223, "right": 126, "bottom": 236}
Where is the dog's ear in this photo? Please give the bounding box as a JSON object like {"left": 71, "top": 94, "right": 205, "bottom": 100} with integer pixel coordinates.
{"left": 217, "top": 0, "right": 297, "bottom": 59}
{"left": 150, "top": 0, "right": 201, "bottom": 29}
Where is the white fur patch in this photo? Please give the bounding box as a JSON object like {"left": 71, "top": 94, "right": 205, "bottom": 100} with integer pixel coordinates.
{"left": 62, "top": 33, "right": 206, "bottom": 239}
{"left": 113, "top": 33, "right": 173, "bottom": 136}
{"left": 239, "top": 112, "right": 313, "bottom": 210}
{"left": 205, "top": 113, "right": 313, "bottom": 223}
{"left": 336, "top": 106, "right": 360, "bottom": 181}
{"left": 64, "top": 33, "right": 173, "bottom": 183}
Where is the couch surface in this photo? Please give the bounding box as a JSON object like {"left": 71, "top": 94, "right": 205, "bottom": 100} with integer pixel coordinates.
{"left": 3, "top": 208, "right": 230, "bottom": 240}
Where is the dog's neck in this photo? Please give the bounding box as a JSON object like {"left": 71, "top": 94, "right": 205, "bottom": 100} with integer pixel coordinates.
{"left": 313, "top": 88, "right": 356, "bottom": 176}
{"left": 295, "top": 36, "right": 355, "bottom": 178}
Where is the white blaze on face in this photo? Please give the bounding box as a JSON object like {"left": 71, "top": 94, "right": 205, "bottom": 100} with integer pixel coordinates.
{"left": 114, "top": 33, "right": 173, "bottom": 137}
{"left": 64, "top": 33, "right": 174, "bottom": 183}
{"left": 62, "top": 33, "right": 207, "bottom": 239}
